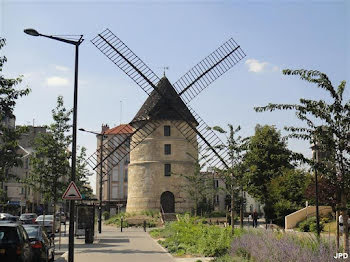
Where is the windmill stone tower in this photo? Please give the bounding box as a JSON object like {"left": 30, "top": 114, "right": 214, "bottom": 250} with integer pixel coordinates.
{"left": 127, "top": 77, "right": 198, "bottom": 213}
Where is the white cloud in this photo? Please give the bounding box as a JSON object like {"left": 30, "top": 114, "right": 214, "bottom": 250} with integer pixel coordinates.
{"left": 55, "top": 65, "right": 70, "bottom": 72}
{"left": 245, "top": 59, "right": 267, "bottom": 73}
{"left": 46, "top": 76, "right": 70, "bottom": 87}
{"left": 245, "top": 58, "right": 280, "bottom": 73}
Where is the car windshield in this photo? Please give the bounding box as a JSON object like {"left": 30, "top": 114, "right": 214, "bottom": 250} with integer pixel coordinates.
{"left": 23, "top": 226, "right": 39, "bottom": 238}
{"left": 36, "top": 215, "right": 53, "bottom": 221}
{"left": 20, "top": 214, "right": 35, "bottom": 219}
{"left": 0, "top": 227, "right": 19, "bottom": 244}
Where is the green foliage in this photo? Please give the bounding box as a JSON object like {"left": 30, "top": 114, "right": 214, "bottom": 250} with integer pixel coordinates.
{"left": 150, "top": 214, "right": 244, "bottom": 257}
{"left": 297, "top": 217, "right": 324, "bottom": 233}
{"left": 0, "top": 38, "right": 31, "bottom": 119}
{"left": 269, "top": 168, "right": 312, "bottom": 225}
{"left": 211, "top": 124, "right": 249, "bottom": 228}
{"left": 206, "top": 211, "right": 227, "bottom": 218}
{"left": 0, "top": 38, "right": 31, "bottom": 203}
{"left": 29, "top": 96, "right": 72, "bottom": 203}
{"left": 102, "top": 211, "right": 110, "bottom": 220}
{"left": 176, "top": 154, "right": 216, "bottom": 216}
{"left": 105, "top": 211, "right": 160, "bottom": 228}
{"left": 243, "top": 125, "right": 293, "bottom": 220}
{"left": 76, "top": 146, "right": 93, "bottom": 198}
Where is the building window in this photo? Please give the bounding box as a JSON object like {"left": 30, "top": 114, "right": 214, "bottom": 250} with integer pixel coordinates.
{"left": 214, "top": 179, "right": 219, "bottom": 188}
{"left": 164, "top": 125, "right": 171, "bottom": 136}
{"left": 21, "top": 187, "right": 24, "bottom": 195}
{"left": 164, "top": 144, "right": 171, "bottom": 155}
{"left": 124, "top": 169, "right": 128, "bottom": 182}
{"left": 164, "top": 164, "right": 171, "bottom": 176}
{"left": 215, "top": 195, "right": 219, "bottom": 204}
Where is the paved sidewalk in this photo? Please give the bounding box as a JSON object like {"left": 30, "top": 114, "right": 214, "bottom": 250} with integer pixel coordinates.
{"left": 55, "top": 225, "right": 212, "bottom": 262}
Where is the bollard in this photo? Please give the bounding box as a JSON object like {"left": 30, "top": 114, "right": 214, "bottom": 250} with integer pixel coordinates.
{"left": 216, "top": 219, "right": 219, "bottom": 225}
{"left": 143, "top": 220, "right": 146, "bottom": 232}
{"left": 121, "top": 218, "right": 123, "bottom": 232}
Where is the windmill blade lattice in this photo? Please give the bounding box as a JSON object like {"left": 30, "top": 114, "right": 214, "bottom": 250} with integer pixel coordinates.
{"left": 91, "top": 28, "right": 160, "bottom": 96}
{"left": 173, "top": 38, "right": 246, "bottom": 104}
{"left": 89, "top": 29, "right": 245, "bottom": 172}
{"left": 171, "top": 105, "right": 231, "bottom": 170}
{"left": 86, "top": 120, "right": 162, "bottom": 177}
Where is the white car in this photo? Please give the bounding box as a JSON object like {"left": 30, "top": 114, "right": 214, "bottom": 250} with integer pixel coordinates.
{"left": 35, "top": 215, "right": 60, "bottom": 233}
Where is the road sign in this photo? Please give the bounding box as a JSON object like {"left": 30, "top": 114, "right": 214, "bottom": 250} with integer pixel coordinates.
{"left": 62, "top": 181, "right": 82, "bottom": 200}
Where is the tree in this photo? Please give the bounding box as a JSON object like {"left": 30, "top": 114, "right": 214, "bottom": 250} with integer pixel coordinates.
{"left": 76, "top": 146, "right": 93, "bottom": 199}
{"left": 269, "top": 168, "right": 311, "bottom": 226}
{"left": 255, "top": 69, "right": 349, "bottom": 251}
{"left": 212, "top": 125, "right": 249, "bottom": 232}
{"left": 243, "top": 124, "right": 293, "bottom": 224}
{"left": 0, "top": 38, "right": 30, "bottom": 204}
{"left": 176, "top": 154, "right": 214, "bottom": 216}
{"left": 30, "top": 96, "right": 71, "bottom": 232}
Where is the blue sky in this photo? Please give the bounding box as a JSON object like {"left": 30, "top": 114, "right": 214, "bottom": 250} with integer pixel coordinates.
{"left": 1, "top": 0, "right": 349, "bottom": 192}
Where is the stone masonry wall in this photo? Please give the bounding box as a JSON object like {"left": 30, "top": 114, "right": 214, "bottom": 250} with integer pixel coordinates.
{"left": 126, "top": 120, "right": 197, "bottom": 213}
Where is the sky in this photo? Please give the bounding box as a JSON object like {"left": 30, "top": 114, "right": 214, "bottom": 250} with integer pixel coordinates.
{"left": 1, "top": 0, "right": 349, "bottom": 193}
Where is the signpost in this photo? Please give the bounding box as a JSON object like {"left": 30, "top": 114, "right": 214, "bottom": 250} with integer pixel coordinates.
{"left": 63, "top": 181, "right": 82, "bottom": 200}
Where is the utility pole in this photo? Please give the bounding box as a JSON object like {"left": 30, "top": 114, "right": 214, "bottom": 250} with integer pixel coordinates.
{"left": 99, "top": 134, "right": 104, "bottom": 233}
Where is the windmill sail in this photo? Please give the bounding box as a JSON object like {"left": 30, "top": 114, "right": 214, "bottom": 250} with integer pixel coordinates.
{"left": 86, "top": 120, "right": 162, "bottom": 177}
{"left": 91, "top": 28, "right": 160, "bottom": 95}
{"left": 173, "top": 38, "right": 246, "bottom": 104}
{"left": 89, "top": 29, "right": 245, "bottom": 173}
{"left": 171, "top": 105, "right": 231, "bottom": 170}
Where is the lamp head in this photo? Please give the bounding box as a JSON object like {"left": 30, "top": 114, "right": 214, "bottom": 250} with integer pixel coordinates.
{"left": 78, "top": 128, "right": 86, "bottom": 131}
{"left": 24, "top": 29, "right": 40, "bottom": 37}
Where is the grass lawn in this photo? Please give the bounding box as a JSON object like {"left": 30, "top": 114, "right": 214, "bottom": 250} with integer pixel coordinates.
{"left": 323, "top": 220, "right": 337, "bottom": 234}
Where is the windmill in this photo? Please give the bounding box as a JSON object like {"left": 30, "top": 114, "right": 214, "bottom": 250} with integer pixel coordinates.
{"left": 88, "top": 29, "right": 246, "bottom": 213}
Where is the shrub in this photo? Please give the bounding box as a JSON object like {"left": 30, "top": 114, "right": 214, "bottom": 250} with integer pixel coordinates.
{"left": 297, "top": 217, "right": 324, "bottom": 233}
{"left": 230, "top": 229, "right": 336, "bottom": 262}
{"left": 150, "top": 214, "right": 243, "bottom": 257}
{"left": 102, "top": 211, "right": 110, "bottom": 220}
{"left": 207, "top": 211, "right": 227, "bottom": 218}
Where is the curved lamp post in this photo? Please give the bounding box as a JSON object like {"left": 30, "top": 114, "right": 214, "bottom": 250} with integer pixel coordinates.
{"left": 24, "top": 28, "right": 83, "bottom": 262}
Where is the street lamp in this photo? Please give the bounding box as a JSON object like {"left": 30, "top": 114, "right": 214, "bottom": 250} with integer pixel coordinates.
{"left": 79, "top": 128, "right": 106, "bottom": 234}
{"left": 24, "top": 28, "right": 83, "bottom": 262}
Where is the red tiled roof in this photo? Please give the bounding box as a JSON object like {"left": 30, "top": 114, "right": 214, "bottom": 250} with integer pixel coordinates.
{"left": 105, "top": 124, "right": 133, "bottom": 135}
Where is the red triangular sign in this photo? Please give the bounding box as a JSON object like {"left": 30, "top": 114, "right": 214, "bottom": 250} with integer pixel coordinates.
{"left": 62, "top": 181, "right": 82, "bottom": 200}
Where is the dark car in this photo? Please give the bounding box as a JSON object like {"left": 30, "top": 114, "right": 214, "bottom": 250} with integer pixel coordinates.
{"left": 23, "top": 225, "right": 54, "bottom": 262}
{"left": 0, "top": 223, "right": 33, "bottom": 262}
{"left": 20, "top": 214, "right": 37, "bottom": 225}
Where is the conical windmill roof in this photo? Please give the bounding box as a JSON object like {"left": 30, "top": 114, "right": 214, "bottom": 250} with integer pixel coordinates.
{"left": 131, "top": 77, "right": 197, "bottom": 124}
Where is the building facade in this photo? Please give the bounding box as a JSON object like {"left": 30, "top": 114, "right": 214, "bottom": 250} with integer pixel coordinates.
{"left": 96, "top": 124, "right": 133, "bottom": 212}
{"left": 1, "top": 123, "right": 47, "bottom": 214}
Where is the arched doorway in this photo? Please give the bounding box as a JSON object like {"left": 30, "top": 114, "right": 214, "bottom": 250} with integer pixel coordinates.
{"left": 160, "top": 191, "right": 175, "bottom": 213}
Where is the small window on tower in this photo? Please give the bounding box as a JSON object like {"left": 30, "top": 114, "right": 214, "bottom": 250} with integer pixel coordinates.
{"left": 164, "top": 144, "right": 171, "bottom": 155}
{"left": 164, "top": 164, "right": 171, "bottom": 176}
{"left": 164, "top": 125, "right": 171, "bottom": 136}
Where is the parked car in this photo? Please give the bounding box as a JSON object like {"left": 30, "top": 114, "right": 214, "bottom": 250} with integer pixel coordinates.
{"left": 23, "top": 225, "right": 54, "bottom": 262}
{"left": 0, "top": 214, "right": 19, "bottom": 223}
{"left": 20, "top": 214, "right": 37, "bottom": 225}
{"left": 55, "top": 212, "right": 66, "bottom": 225}
{"left": 0, "top": 213, "right": 12, "bottom": 220}
{"left": 35, "top": 215, "right": 60, "bottom": 234}
{"left": 0, "top": 223, "right": 33, "bottom": 262}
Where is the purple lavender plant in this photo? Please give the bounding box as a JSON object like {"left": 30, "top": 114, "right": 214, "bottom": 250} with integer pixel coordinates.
{"left": 230, "top": 229, "right": 337, "bottom": 262}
